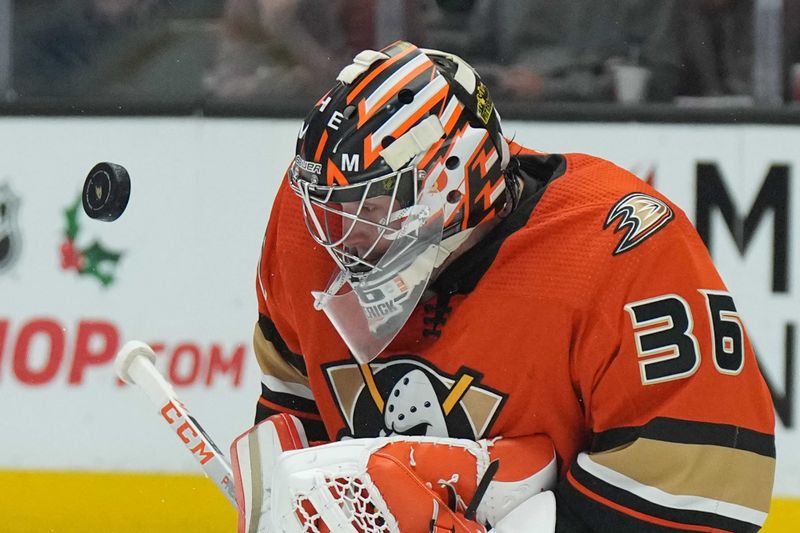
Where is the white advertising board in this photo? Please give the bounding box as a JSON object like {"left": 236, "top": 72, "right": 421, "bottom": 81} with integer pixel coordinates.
{"left": 0, "top": 117, "right": 297, "bottom": 473}
{"left": 0, "top": 117, "right": 796, "bottom": 499}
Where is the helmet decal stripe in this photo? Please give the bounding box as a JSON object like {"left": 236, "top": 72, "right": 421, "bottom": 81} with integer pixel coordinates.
{"left": 326, "top": 160, "right": 349, "bottom": 186}
{"left": 345, "top": 44, "right": 417, "bottom": 104}
{"left": 474, "top": 158, "right": 504, "bottom": 211}
{"left": 422, "top": 122, "right": 470, "bottom": 192}
{"left": 315, "top": 88, "right": 333, "bottom": 107}
{"left": 381, "top": 115, "right": 445, "bottom": 171}
{"left": 386, "top": 84, "right": 448, "bottom": 153}
{"left": 460, "top": 130, "right": 493, "bottom": 228}
{"left": 360, "top": 77, "right": 449, "bottom": 169}
{"left": 314, "top": 130, "right": 329, "bottom": 162}
{"left": 372, "top": 76, "right": 449, "bottom": 147}
{"left": 416, "top": 103, "right": 465, "bottom": 171}
{"left": 445, "top": 202, "right": 465, "bottom": 228}
{"left": 417, "top": 137, "right": 445, "bottom": 169}
{"left": 439, "top": 96, "right": 463, "bottom": 134}
{"left": 432, "top": 123, "right": 479, "bottom": 225}
{"left": 362, "top": 133, "right": 385, "bottom": 170}
{"left": 471, "top": 144, "right": 498, "bottom": 182}
{"left": 359, "top": 54, "right": 432, "bottom": 125}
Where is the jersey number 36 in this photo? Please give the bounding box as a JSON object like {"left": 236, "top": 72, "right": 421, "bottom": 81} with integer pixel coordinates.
{"left": 624, "top": 291, "right": 744, "bottom": 385}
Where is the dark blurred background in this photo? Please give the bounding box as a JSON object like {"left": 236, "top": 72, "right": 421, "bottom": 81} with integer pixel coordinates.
{"left": 2, "top": 0, "right": 799, "bottom": 115}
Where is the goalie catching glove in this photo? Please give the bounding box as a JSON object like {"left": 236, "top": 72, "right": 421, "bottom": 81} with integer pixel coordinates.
{"left": 231, "top": 414, "right": 557, "bottom": 532}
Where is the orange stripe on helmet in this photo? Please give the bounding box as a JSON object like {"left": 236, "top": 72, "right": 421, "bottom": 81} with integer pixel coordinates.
{"left": 314, "top": 130, "right": 329, "bottom": 162}
{"left": 326, "top": 159, "right": 349, "bottom": 186}
{"left": 417, "top": 138, "right": 445, "bottom": 170}
{"left": 357, "top": 62, "right": 434, "bottom": 127}
{"left": 460, "top": 130, "right": 491, "bottom": 228}
{"left": 443, "top": 103, "right": 464, "bottom": 136}
{"left": 424, "top": 122, "right": 470, "bottom": 189}
{"left": 474, "top": 172, "right": 503, "bottom": 212}
{"left": 389, "top": 84, "right": 449, "bottom": 147}
{"left": 434, "top": 169, "right": 448, "bottom": 192}
{"left": 361, "top": 84, "right": 449, "bottom": 170}
{"left": 362, "top": 133, "right": 384, "bottom": 170}
{"left": 475, "top": 209, "right": 498, "bottom": 228}
{"left": 416, "top": 102, "right": 465, "bottom": 171}
{"left": 471, "top": 145, "right": 498, "bottom": 191}
{"left": 346, "top": 45, "right": 418, "bottom": 104}
{"left": 315, "top": 88, "right": 332, "bottom": 107}
{"left": 444, "top": 203, "right": 464, "bottom": 228}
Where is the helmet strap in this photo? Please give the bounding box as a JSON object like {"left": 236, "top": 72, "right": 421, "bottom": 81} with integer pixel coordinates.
{"left": 435, "top": 228, "right": 475, "bottom": 270}
{"left": 502, "top": 156, "right": 522, "bottom": 214}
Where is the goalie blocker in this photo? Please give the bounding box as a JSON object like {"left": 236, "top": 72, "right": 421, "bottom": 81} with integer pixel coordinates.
{"left": 231, "top": 414, "right": 557, "bottom": 533}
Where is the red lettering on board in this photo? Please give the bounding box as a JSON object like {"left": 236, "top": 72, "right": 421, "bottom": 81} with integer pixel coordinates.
{"left": 69, "top": 320, "right": 119, "bottom": 384}
{"left": 169, "top": 344, "right": 201, "bottom": 385}
{"left": 13, "top": 319, "right": 64, "bottom": 385}
{"left": 206, "top": 344, "right": 245, "bottom": 386}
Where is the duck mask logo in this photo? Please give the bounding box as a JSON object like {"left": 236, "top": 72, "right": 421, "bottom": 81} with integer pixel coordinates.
{"left": 322, "top": 355, "right": 507, "bottom": 440}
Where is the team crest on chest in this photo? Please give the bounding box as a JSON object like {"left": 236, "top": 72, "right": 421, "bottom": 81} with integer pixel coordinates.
{"left": 604, "top": 192, "right": 674, "bottom": 255}
{"left": 323, "top": 355, "right": 507, "bottom": 440}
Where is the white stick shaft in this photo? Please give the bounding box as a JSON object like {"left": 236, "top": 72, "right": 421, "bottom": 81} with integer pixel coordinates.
{"left": 120, "top": 342, "right": 238, "bottom": 507}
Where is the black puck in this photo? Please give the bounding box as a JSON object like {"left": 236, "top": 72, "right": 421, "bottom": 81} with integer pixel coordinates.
{"left": 83, "top": 162, "right": 131, "bottom": 221}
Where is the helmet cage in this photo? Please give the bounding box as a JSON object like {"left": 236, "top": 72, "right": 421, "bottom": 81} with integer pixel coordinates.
{"left": 289, "top": 165, "right": 420, "bottom": 277}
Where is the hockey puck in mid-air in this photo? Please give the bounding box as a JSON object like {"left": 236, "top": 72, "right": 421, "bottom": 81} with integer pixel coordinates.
{"left": 83, "top": 162, "right": 131, "bottom": 221}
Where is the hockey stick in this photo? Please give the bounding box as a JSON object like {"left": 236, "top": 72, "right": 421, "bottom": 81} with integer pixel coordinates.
{"left": 115, "top": 340, "right": 238, "bottom": 508}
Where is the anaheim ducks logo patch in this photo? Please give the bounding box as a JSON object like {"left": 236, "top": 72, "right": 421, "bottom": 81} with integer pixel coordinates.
{"left": 604, "top": 192, "right": 674, "bottom": 255}
{"left": 323, "top": 355, "right": 507, "bottom": 440}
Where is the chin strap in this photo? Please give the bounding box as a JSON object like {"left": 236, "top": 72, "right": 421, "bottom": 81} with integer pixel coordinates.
{"left": 502, "top": 156, "right": 522, "bottom": 214}
{"left": 434, "top": 228, "right": 475, "bottom": 270}
{"left": 312, "top": 270, "right": 348, "bottom": 310}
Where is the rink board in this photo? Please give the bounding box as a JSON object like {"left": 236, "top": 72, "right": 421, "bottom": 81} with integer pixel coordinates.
{"left": 0, "top": 117, "right": 797, "bottom": 529}
{"left": 0, "top": 471, "right": 796, "bottom": 533}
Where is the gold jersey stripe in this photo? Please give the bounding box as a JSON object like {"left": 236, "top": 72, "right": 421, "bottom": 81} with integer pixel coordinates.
{"left": 590, "top": 437, "right": 775, "bottom": 513}
{"left": 253, "top": 322, "right": 310, "bottom": 387}
{"left": 442, "top": 373, "right": 474, "bottom": 415}
{"left": 359, "top": 363, "right": 385, "bottom": 413}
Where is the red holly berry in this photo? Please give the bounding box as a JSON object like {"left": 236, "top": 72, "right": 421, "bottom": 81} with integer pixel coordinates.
{"left": 60, "top": 239, "right": 84, "bottom": 271}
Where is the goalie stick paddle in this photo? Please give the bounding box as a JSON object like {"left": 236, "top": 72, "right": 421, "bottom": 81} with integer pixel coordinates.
{"left": 115, "top": 340, "right": 238, "bottom": 508}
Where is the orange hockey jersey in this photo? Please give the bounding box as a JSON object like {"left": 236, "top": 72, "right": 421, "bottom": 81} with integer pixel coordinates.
{"left": 254, "top": 147, "right": 775, "bottom": 532}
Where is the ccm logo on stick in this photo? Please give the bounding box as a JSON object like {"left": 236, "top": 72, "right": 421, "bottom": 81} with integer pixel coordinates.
{"left": 160, "top": 400, "right": 216, "bottom": 465}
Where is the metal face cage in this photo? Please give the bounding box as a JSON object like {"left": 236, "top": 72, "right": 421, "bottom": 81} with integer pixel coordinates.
{"left": 289, "top": 165, "right": 420, "bottom": 277}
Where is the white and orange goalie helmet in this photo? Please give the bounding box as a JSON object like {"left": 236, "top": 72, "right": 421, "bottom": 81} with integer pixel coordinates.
{"left": 288, "top": 41, "right": 512, "bottom": 362}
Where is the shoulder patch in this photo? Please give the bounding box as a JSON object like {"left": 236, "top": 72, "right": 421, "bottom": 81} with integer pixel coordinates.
{"left": 604, "top": 192, "right": 674, "bottom": 255}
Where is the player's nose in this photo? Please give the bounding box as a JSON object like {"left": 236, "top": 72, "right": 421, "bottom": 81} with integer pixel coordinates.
{"left": 342, "top": 222, "right": 372, "bottom": 250}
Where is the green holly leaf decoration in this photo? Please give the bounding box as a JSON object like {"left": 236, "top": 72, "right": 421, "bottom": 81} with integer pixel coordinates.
{"left": 64, "top": 197, "right": 81, "bottom": 240}
{"left": 79, "top": 240, "right": 123, "bottom": 287}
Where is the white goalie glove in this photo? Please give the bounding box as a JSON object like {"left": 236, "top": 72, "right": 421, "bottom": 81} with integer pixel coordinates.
{"left": 231, "top": 415, "right": 557, "bottom": 533}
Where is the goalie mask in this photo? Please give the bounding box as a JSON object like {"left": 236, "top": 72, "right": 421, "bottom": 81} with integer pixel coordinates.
{"left": 289, "top": 41, "right": 511, "bottom": 363}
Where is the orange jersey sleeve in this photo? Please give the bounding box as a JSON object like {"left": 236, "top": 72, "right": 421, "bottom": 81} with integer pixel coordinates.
{"left": 253, "top": 176, "right": 329, "bottom": 441}
{"left": 544, "top": 157, "right": 776, "bottom": 532}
